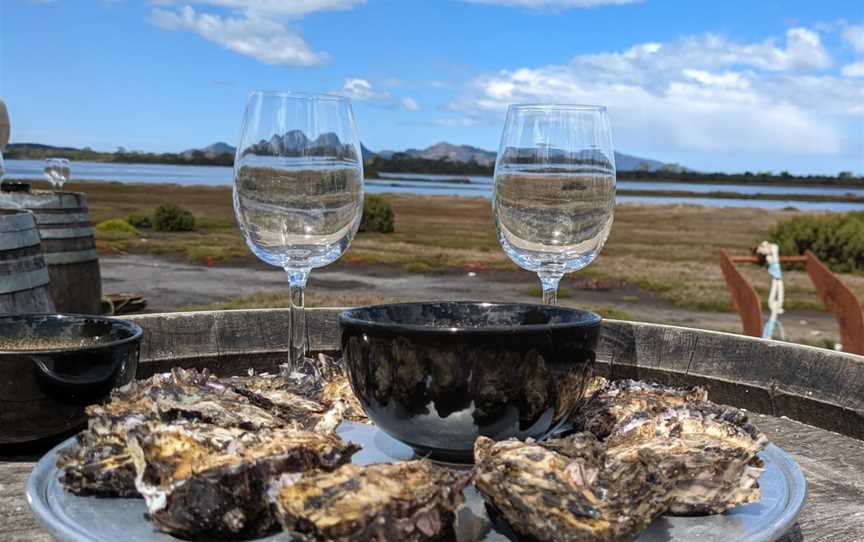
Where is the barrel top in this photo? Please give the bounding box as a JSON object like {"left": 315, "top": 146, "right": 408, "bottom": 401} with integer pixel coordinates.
{"left": 126, "top": 308, "right": 864, "bottom": 440}
{"left": 0, "top": 190, "right": 89, "bottom": 210}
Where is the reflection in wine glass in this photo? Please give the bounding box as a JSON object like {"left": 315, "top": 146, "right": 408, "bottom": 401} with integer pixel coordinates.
{"left": 233, "top": 91, "right": 364, "bottom": 373}
{"left": 493, "top": 104, "right": 616, "bottom": 305}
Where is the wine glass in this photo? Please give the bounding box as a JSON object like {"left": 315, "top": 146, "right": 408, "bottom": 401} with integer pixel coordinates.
{"left": 492, "top": 104, "right": 616, "bottom": 305}
{"left": 233, "top": 91, "right": 364, "bottom": 373}
{"left": 43, "top": 157, "right": 70, "bottom": 189}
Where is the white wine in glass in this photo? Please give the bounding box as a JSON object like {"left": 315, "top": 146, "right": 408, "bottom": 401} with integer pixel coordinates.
{"left": 233, "top": 91, "right": 364, "bottom": 373}
{"left": 493, "top": 104, "right": 616, "bottom": 305}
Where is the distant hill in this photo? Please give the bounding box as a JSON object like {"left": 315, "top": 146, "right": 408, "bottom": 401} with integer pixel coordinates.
{"left": 182, "top": 142, "right": 235, "bottom": 159}
{"left": 377, "top": 141, "right": 669, "bottom": 172}
{"left": 7, "top": 142, "right": 80, "bottom": 152}
{"left": 414, "top": 142, "right": 496, "bottom": 166}
{"left": 378, "top": 142, "right": 495, "bottom": 166}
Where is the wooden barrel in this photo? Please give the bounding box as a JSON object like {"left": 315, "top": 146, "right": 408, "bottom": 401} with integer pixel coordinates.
{"left": 0, "top": 210, "right": 55, "bottom": 314}
{"left": 0, "top": 191, "right": 101, "bottom": 314}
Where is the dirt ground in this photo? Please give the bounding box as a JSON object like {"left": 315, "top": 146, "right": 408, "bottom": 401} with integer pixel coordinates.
{"left": 101, "top": 254, "right": 843, "bottom": 347}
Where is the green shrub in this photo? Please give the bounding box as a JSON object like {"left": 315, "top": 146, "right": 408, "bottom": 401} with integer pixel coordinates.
{"left": 95, "top": 219, "right": 139, "bottom": 241}
{"left": 154, "top": 203, "right": 195, "bottom": 232}
{"left": 403, "top": 262, "right": 432, "bottom": 273}
{"left": 127, "top": 213, "right": 152, "bottom": 228}
{"left": 769, "top": 211, "right": 864, "bottom": 273}
{"left": 359, "top": 195, "right": 395, "bottom": 233}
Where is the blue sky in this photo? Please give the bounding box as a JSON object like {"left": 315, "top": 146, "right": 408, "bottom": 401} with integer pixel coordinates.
{"left": 1, "top": 0, "right": 863, "bottom": 174}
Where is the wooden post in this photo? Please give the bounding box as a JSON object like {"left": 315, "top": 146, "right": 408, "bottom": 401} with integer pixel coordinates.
{"left": 805, "top": 250, "right": 864, "bottom": 355}
{"left": 719, "top": 249, "right": 763, "bottom": 337}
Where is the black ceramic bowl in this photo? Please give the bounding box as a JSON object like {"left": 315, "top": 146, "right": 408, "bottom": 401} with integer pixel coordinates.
{"left": 340, "top": 302, "right": 601, "bottom": 462}
{"left": 0, "top": 314, "right": 142, "bottom": 444}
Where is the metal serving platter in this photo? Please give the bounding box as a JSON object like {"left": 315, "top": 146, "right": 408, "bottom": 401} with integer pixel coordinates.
{"left": 28, "top": 421, "right": 806, "bottom": 542}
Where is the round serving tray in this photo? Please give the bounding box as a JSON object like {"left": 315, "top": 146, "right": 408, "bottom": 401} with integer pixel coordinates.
{"left": 28, "top": 421, "right": 806, "bottom": 542}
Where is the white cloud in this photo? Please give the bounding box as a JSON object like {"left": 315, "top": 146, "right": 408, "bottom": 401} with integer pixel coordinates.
{"left": 462, "top": 0, "right": 639, "bottom": 8}
{"left": 169, "top": 0, "right": 365, "bottom": 17}
{"left": 401, "top": 97, "right": 421, "bottom": 111}
{"left": 843, "top": 24, "right": 864, "bottom": 54}
{"left": 337, "top": 78, "right": 389, "bottom": 101}
{"left": 150, "top": 6, "right": 325, "bottom": 65}
{"left": 454, "top": 28, "right": 863, "bottom": 156}
{"left": 842, "top": 61, "right": 864, "bottom": 77}
{"left": 149, "top": 0, "right": 364, "bottom": 65}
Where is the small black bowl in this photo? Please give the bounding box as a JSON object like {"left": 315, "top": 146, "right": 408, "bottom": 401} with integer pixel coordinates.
{"left": 340, "top": 302, "right": 601, "bottom": 462}
{"left": 0, "top": 314, "right": 142, "bottom": 445}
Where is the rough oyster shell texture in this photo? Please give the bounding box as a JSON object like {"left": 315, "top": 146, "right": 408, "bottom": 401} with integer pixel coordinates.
{"left": 606, "top": 402, "right": 769, "bottom": 515}
{"left": 271, "top": 460, "right": 471, "bottom": 542}
{"left": 57, "top": 365, "right": 366, "bottom": 498}
{"left": 127, "top": 423, "right": 359, "bottom": 539}
{"left": 476, "top": 379, "right": 769, "bottom": 541}
{"left": 474, "top": 435, "right": 671, "bottom": 542}
{"left": 571, "top": 378, "right": 709, "bottom": 439}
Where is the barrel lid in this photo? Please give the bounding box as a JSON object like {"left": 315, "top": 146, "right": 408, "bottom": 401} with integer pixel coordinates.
{"left": 0, "top": 190, "right": 88, "bottom": 209}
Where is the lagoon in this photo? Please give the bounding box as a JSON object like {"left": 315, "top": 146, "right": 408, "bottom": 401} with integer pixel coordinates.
{"left": 5, "top": 159, "right": 862, "bottom": 212}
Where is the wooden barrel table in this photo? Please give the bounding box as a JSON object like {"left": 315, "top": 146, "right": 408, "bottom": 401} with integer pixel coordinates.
{"left": 0, "top": 191, "right": 101, "bottom": 314}
{"left": 0, "top": 210, "right": 55, "bottom": 314}
{"left": 1, "top": 310, "right": 862, "bottom": 541}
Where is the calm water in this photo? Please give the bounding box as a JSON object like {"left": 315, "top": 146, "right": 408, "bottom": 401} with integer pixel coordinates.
{"left": 5, "top": 159, "right": 862, "bottom": 212}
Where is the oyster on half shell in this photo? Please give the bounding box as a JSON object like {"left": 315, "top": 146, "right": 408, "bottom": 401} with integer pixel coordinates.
{"left": 127, "top": 423, "right": 359, "bottom": 540}
{"left": 606, "top": 402, "right": 769, "bottom": 515}
{"left": 58, "top": 364, "right": 365, "bottom": 498}
{"left": 571, "top": 378, "right": 708, "bottom": 439}
{"left": 271, "top": 460, "right": 471, "bottom": 542}
{"left": 474, "top": 435, "right": 671, "bottom": 542}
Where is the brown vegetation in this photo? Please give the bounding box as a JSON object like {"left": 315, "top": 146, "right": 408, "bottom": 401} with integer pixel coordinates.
{"left": 33, "top": 179, "right": 863, "bottom": 313}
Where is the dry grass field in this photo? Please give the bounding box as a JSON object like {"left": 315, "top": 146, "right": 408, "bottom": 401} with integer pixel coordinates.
{"left": 42, "top": 179, "right": 864, "bottom": 314}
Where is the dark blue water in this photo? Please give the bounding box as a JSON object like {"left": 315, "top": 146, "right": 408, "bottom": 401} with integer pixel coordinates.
{"left": 5, "top": 159, "right": 861, "bottom": 212}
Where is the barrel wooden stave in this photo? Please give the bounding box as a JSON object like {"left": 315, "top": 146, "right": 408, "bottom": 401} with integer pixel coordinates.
{"left": 0, "top": 210, "right": 55, "bottom": 314}
{"left": 126, "top": 308, "right": 864, "bottom": 440}
{"left": 0, "top": 191, "right": 101, "bottom": 314}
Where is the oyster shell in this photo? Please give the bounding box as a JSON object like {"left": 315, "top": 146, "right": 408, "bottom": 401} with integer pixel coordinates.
{"left": 127, "top": 423, "right": 359, "bottom": 540}
{"left": 572, "top": 378, "right": 708, "bottom": 439}
{"left": 474, "top": 435, "right": 670, "bottom": 542}
{"left": 606, "top": 402, "right": 769, "bottom": 515}
{"left": 58, "top": 366, "right": 364, "bottom": 497}
{"left": 271, "top": 460, "right": 471, "bottom": 542}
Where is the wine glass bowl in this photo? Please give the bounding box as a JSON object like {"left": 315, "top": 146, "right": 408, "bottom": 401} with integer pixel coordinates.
{"left": 233, "top": 91, "right": 364, "bottom": 371}
{"left": 492, "top": 104, "right": 616, "bottom": 304}
{"left": 43, "top": 158, "right": 71, "bottom": 189}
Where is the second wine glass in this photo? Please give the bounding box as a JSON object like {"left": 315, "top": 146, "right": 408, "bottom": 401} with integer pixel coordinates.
{"left": 233, "top": 91, "right": 364, "bottom": 373}
{"left": 493, "top": 104, "right": 616, "bottom": 305}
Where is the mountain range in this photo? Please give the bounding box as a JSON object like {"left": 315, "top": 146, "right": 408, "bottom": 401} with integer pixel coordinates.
{"left": 184, "top": 141, "right": 670, "bottom": 171}
{"left": 8, "top": 141, "right": 673, "bottom": 172}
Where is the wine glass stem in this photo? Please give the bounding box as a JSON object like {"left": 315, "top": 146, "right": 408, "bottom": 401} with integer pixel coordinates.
{"left": 539, "top": 274, "right": 562, "bottom": 305}
{"left": 286, "top": 268, "right": 310, "bottom": 374}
